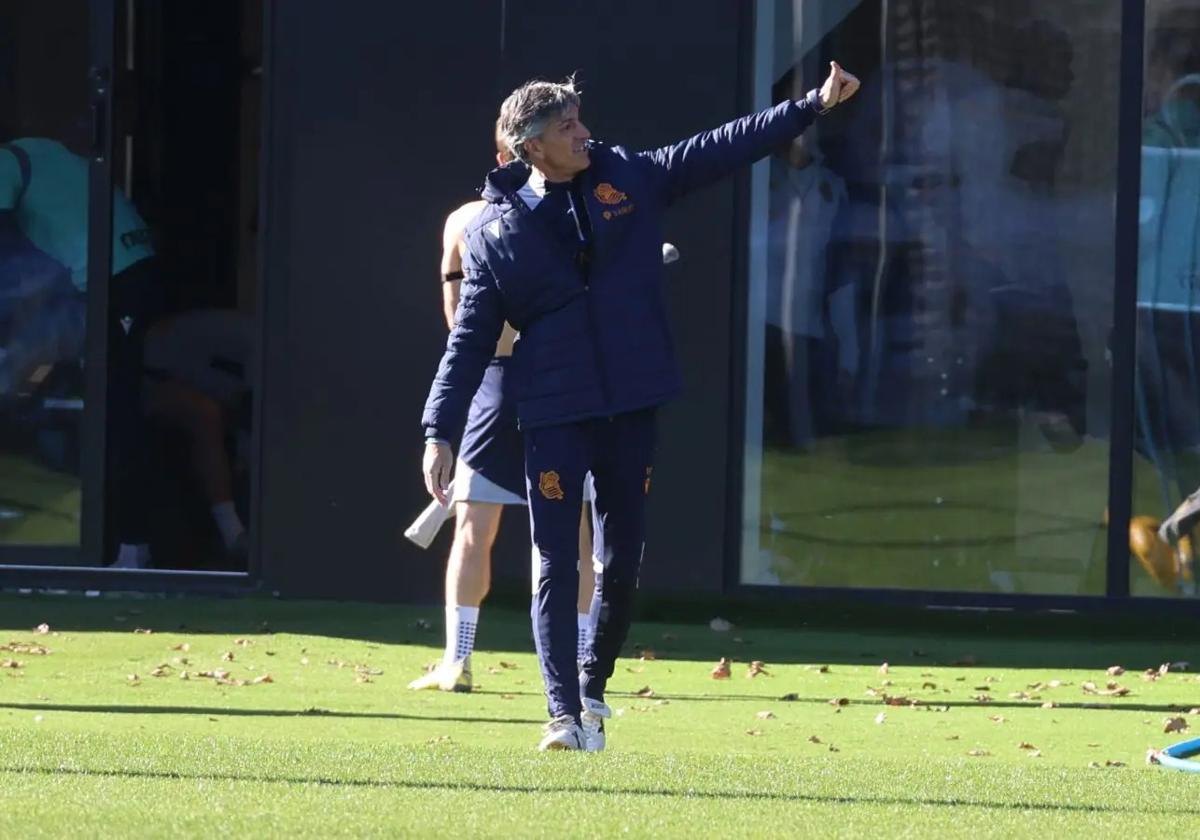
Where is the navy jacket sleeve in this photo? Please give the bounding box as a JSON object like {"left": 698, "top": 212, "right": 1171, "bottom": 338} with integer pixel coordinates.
{"left": 420, "top": 252, "right": 506, "bottom": 444}
{"left": 637, "top": 92, "right": 823, "bottom": 206}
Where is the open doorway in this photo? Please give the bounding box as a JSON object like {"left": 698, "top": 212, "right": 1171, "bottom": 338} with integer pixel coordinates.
{"left": 0, "top": 0, "right": 264, "bottom": 572}
{"left": 109, "top": 0, "right": 264, "bottom": 571}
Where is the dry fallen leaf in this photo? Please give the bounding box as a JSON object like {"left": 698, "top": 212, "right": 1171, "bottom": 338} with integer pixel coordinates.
{"left": 922, "top": 682, "right": 937, "bottom": 690}
{"left": 355, "top": 674, "right": 373, "bottom": 684}
{"left": 1164, "top": 716, "right": 1190, "bottom": 734}
{"left": 709, "top": 617, "right": 734, "bottom": 632}
{"left": 1028, "top": 750, "right": 1043, "bottom": 758}
{"left": 198, "top": 669, "right": 230, "bottom": 680}
{"left": 816, "top": 665, "right": 831, "bottom": 674}
{"left": 1107, "top": 665, "right": 1125, "bottom": 676}
{"left": 711, "top": 658, "right": 731, "bottom": 680}
{"left": 1041, "top": 702, "right": 1057, "bottom": 709}
{"left": 1189, "top": 708, "right": 1200, "bottom": 716}
{"left": 756, "top": 711, "right": 776, "bottom": 720}
{"left": 1082, "top": 682, "right": 1130, "bottom": 697}
{"left": 747, "top": 660, "right": 768, "bottom": 678}
{"left": 952, "top": 655, "right": 978, "bottom": 666}
{"left": 946, "top": 735, "right": 961, "bottom": 741}
{"left": 498, "top": 661, "right": 518, "bottom": 670}
{"left": 179, "top": 671, "right": 190, "bottom": 680}
{"left": 234, "top": 638, "right": 255, "bottom": 647}
{"left": 220, "top": 651, "right": 235, "bottom": 662}
{"left": 126, "top": 673, "right": 140, "bottom": 683}
{"left": 966, "top": 749, "right": 991, "bottom": 757}
{"left": 874, "top": 712, "right": 886, "bottom": 725}
{"left": 1018, "top": 741, "right": 1038, "bottom": 750}
{"left": 989, "top": 715, "right": 1007, "bottom": 724}
{"left": 1142, "top": 669, "right": 1161, "bottom": 683}
{"left": 635, "top": 686, "right": 655, "bottom": 698}
{"left": 33, "top": 624, "right": 50, "bottom": 635}
{"left": 879, "top": 662, "right": 889, "bottom": 675}
{"left": 779, "top": 693, "right": 799, "bottom": 702}
{"left": 2, "top": 643, "right": 49, "bottom": 655}
{"left": 252, "top": 674, "right": 274, "bottom": 685}
{"left": 639, "top": 649, "right": 657, "bottom": 662}
{"left": 149, "top": 664, "right": 172, "bottom": 677}
{"left": 133, "top": 628, "right": 153, "bottom": 635}
{"left": 172, "top": 643, "right": 190, "bottom": 652}
{"left": 808, "top": 735, "right": 822, "bottom": 744}
{"left": 972, "top": 694, "right": 994, "bottom": 703}
{"left": 1106, "top": 760, "right": 1127, "bottom": 767}
{"left": 829, "top": 697, "right": 850, "bottom": 707}
{"left": 745, "top": 729, "right": 764, "bottom": 737}
{"left": 0, "top": 659, "right": 23, "bottom": 669}
{"left": 427, "top": 735, "right": 452, "bottom": 744}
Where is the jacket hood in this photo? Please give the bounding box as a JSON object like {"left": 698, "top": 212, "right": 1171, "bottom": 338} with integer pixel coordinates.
{"left": 481, "top": 159, "right": 531, "bottom": 204}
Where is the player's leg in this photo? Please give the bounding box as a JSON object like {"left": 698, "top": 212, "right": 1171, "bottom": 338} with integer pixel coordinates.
{"left": 408, "top": 495, "right": 504, "bottom": 693}
{"left": 576, "top": 499, "right": 595, "bottom": 666}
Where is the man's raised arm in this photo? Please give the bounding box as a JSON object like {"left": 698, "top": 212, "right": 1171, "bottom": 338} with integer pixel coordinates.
{"left": 637, "top": 61, "right": 859, "bottom": 205}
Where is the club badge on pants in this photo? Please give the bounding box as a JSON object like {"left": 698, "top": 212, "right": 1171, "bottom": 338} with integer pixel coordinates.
{"left": 539, "top": 471, "right": 564, "bottom": 500}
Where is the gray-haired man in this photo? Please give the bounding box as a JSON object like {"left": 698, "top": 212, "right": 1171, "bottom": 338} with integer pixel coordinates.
{"left": 423, "top": 64, "right": 859, "bottom": 750}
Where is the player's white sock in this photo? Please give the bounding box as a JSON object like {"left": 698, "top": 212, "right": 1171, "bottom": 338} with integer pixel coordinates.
{"left": 444, "top": 605, "right": 479, "bottom": 665}
{"left": 577, "top": 612, "right": 592, "bottom": 662}
{"left": 211, "top": 501, "right": 246, "bottom": 549}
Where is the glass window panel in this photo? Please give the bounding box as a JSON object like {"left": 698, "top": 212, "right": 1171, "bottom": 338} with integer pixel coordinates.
{"left": 743, "top": 0, "right": 1120, "bottom": 594}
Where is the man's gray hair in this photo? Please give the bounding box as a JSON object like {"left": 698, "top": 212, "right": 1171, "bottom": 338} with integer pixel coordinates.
{"left": 497, "top": 77, "right": 581, "bottom": 163}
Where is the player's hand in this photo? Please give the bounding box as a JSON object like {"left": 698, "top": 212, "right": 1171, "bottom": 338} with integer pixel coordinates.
{"left": 422, "top": 440, "right": 453, "bottom": 505}
{"left": 819, "top": 61, "right": 860, "bottom": 110}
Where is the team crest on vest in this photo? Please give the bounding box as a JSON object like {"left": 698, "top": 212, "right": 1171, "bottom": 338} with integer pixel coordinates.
{"left": 539, "top": 471, "right": 565, "bottom": 501}
{"left": 594, "top": 183, "right": 628, "bottom": 205}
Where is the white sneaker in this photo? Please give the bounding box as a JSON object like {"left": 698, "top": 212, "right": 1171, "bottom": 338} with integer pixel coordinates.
{"left": 407, "top": 657, "right": 472, "bottom": 693}
{"left": 537, "top": 714, "right": 585, "bottom": 751}
{"left": 581, "top": 697, "right": 611, "bottom": 752}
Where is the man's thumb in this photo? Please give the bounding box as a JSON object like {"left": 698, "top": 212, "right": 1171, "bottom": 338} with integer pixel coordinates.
{"left": 830, "top": 60, "right": 841, "bottom": 73}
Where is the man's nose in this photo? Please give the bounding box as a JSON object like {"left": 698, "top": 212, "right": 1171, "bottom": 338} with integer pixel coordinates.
{"left": 578, "top": 122, "right": 591, "bottom": 139}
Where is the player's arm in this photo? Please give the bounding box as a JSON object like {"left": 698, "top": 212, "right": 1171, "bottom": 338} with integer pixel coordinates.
{"left": 440, "top": 210, "right": 466, "bottom": 331}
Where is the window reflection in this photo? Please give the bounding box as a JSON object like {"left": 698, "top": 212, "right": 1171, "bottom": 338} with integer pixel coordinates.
{"left": 745, "top": 0, "right": 1118, "bottom": 594}
{"left": 1132, "top": 2, "right": 1200, "bottom": 597}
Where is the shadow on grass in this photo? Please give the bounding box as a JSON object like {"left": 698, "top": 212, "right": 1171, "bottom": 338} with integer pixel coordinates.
{"left": 0, "top": 702, "right": 542, "bottom": 726}
{"left": 1, "top": 593, "right": 1198, "bottom": 671}
{"left": 0, "top": 764, "right": 1195, "bottom": 815}
{"left": 473, "top": 690, "right": 1195, "bottom": 715}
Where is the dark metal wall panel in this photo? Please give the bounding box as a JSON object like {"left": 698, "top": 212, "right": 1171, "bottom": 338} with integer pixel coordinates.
{"left": 258, "top": 1, "right": 742, "bottom": 600}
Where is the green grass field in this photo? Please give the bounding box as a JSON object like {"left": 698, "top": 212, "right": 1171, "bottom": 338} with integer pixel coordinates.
{"left": 1, "top": 594, "right": 1199, "bottom": 838}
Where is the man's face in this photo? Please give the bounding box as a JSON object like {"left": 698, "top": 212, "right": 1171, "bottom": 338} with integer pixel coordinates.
{"left": 526, "top": 104, "right": 591, "bottom": 178}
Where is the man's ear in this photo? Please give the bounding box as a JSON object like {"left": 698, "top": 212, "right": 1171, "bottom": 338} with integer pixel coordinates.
{"left": 523, "top": 137, "right": 541, "bottom": 162}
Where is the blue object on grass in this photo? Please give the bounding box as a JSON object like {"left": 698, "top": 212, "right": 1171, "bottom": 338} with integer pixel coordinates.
{"left": 1153, "top": 736, "right": 1200, "bottom": 772}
